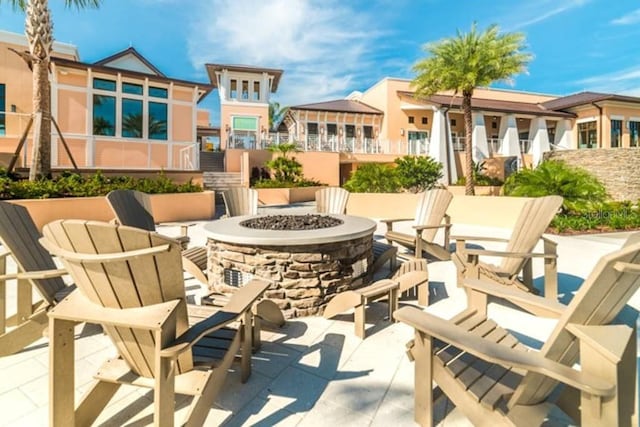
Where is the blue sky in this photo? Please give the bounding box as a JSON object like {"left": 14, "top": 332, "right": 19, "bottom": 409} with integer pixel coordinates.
{"left": 1, "top": 0, "right": 640, "bottom": 125}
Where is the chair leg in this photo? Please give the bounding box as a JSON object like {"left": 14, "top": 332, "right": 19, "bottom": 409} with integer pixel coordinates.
{"left": 413, "top": 331, "right": 434, "bottom": 427}
{"left": 0, "top": 310, "right": 48, "bottom": 357}
{"left": 50, "top": 318, "right": 77, "bottom": 427}
{"left": 354, "top": 302, "right": 366, "bottom": 339}
{"left": 241, "top": 310, "right": 252, "bottom": 383}
{"left": 75, "top": 380, "right": 120, "bottom": 426}
{"left": 388, "top": 288, "right": 398, "bottom": 322}
{"left": 417, "top": 282, "right": 429, "bottom": 306}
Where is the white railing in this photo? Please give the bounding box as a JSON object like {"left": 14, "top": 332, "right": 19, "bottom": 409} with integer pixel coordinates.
{"left": 408, "top": 139, "right": 429, "bottom": 155}
{"left": 487, "top": 138, "right": 501, "bottom": 154}
{"left": 519, "top": 139, "right": 531, "bottom": 153}
{"left": 452, "top": 137, "right": 466, "bottom": 151}
{"left": 179, "top": 142, "right": 199, "bottom": 170}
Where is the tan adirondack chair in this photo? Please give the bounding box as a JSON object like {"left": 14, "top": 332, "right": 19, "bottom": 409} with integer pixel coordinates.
{"left": 453, "top": 195, "right": 563, "bottom": 300}
{"left": 42, "top": 220, "right": 270, "bottom": 427}
{"left": 324, "top": 258, "right": 428, "bottom": 338}
{"left": 382, "top": 188, "right": 453, "bottom": 261}
{"left": 0, "top": 201, "right": 74, "bottom": 357}
{"left": 106, "top": 189, "right": 208, "bottom": 285}
{"left": 395, "top": 233, "right": 640, "bottom": 427}
{"left": 222, "top": 187, "right": 258, "bottom": 217}
{"left": 316, "top": 187, "right": 349, "bottom": 214}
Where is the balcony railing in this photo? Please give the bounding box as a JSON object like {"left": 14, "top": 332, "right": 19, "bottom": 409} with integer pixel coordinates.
{"left": 487, "top": 138, "right": 501, "bottom": 154}
{"left": 519, "top": 139, "right": 531, "bottom": 153}
{"left": 452, "top": 137, "right": 466, "bottom": 151}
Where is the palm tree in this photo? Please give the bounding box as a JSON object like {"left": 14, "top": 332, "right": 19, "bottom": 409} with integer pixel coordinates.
{"left": 412, "top": 23, "right": 531, "bottom": 195}
{"left": 3, "top": 0, "right": 101, "bottom": 179}
{"left": 269, "top": 101, "right": 288, "bottom": 131}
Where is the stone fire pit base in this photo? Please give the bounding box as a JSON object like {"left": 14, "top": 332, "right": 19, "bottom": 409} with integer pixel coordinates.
{"left": 207, "top": 236, "right": 373, "bottom": 318}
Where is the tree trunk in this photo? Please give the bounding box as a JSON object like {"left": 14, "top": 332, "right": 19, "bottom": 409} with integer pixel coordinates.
{"left": 29, "top": 57, "right": 51, "bottom": 180}
{"left": 462, "top": 91, "right": 475, "bottom": 196}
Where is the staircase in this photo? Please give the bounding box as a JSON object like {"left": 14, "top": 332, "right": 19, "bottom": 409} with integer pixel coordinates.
{"left": 203, "top": 172, "right": 243, "bottom": 192}
{"left": 199, "top": 151, "right": 225, "bottom": 172}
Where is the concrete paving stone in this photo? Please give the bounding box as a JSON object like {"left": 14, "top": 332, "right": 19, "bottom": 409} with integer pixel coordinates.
{"left": 0, "top": 337, "right": 49, "bottom": 371}
{"left": 0, "top": 389, "right": 39, "bottom": 426}
{"left": 251, "top": 341, "right": 303, "bottom": 379}
{"left": 222, "top": 396, "right": 303, "bottom": 427}
{"left": 214, "top": 368, "right": 273, "bottom": 413}
{"left": 319, "top": 372, "right": 395, "bottom": 418}
{"left": 376, "top": 356, "right": 415, "bottom": 411}
{"left": 369, "top": 400, "right": 416, "bottom": 427}
{"left": 0, "top": 358, "right": 48, "bottom": 395}
{"left": 5, "top": 404, "right": 48, "bottom": 427}
{"left": 257, "top": 366, "right": 329, "bottom": 414}
{"left": 294, "top": 341, "right": 347, "bottom": 380}
{"left": 92, "top": 386, "right": 154, "bottom": 426}
{"left": 297, "top": 399, "right": 372, "bottom": 427}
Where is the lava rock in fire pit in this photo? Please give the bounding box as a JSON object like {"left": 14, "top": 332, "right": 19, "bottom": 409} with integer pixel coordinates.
{"left": 240, "top": 214, "right": 343, "bottom": 230}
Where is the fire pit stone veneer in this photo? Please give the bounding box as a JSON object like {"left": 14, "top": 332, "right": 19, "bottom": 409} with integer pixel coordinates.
{"left": 204, "top": 214, "right": 376, "bottom": 318}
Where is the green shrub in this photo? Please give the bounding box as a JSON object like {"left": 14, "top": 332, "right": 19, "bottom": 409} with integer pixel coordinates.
{"left": 503, "top": 160, "right": 606, "bottom": 212}
{"left": 343, "top": 163, "right": 400, "bottom": 193}
{"left": 0, "top": 170, "right": 201, "bottom": 200}
{"left": 454, "top": 161, "right": 504, "bottom": 186}
{"left": 549, "top": 200, "right": 640, "bottom": 233}
{"left": 265, "top": 143, "right": 304, "bottom": 183}
{"left": 253, "top": 178, "right": 323, "bottom": 188}
{"left": 394, "top": 155, "right": 443, "bottom": 193}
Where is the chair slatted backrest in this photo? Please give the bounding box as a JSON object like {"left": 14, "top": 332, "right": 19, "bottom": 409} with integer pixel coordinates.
{"left": 106, "top": 190, "right": 156, "bottom": 232}
{"left": 42, "top": 220, "right": 192, "bottom": 377}
{"left": 500, "top": 195, "right": 563, "bottom": 275}
{"left": 316, "top": 187, "right": 350, "bottom": 215}
{"left": 0, "top": 202, "right": 66, "bottom": 305}
{"left": 510, "top": 233, "right": 640, "bottom": 407}
{"left": 223, "top": 187, "right": 258, "bottom": 217}
{"left": 413, "top": 189, "right": 453, "bottom": 242}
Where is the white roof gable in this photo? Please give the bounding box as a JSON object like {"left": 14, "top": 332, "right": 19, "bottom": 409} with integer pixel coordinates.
{"left": 101, "top": 53, "right": 159, "bottom": 75}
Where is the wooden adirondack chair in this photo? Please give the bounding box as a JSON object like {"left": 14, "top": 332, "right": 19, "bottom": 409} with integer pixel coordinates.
{"left": 106, "top": 189, "right": 208, "bottom": 285}
{"left": 222, "top": 187, "right": 258, "bottom": 217}
{"left": 324, "top": 258, "right": 428, "bottom": 338}
{"left": 394, "top": 233, "right": 640, "bottom": 427}
{"left": 0, "top": 201, "right": 74, "bottom": 357}
{"left": 382, "top": 188, "right": 453, "bottom": 261}
{"left": 42, "top": 220, "right": 270, "bottom": 427}
{"left": 452, "top": 195, "right": 563, "bottom": 300}
{"left": 316, "top": 187, "right": 349, "bottom": 214}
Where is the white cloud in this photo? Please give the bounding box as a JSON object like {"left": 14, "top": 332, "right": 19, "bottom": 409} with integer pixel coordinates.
{"left": 504, "top": 0, "right": 591, "bottom": 30}
{"left": 574, "top": 66, "right": 640, "bottom": 94}
{"left": 186, "top": 0, "right": 386, "bottom": 106}
{"left": 610, "top": 8, "right": 640, "bottom": 25}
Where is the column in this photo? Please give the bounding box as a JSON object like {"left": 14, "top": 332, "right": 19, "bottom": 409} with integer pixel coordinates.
{"left": 471, "top": 113, "right": 489, "bottom": 162}
{"left": 499, "top": 114, "right": 520, "bottom": 156}
{"left": 554, "top": 119, "right": 573, "bottom": 149}
{"left": 529, "top": 117, "right": 551, "bottom": 166}
{"left": 428, "top": 109, "right": 456, "bottom": 184}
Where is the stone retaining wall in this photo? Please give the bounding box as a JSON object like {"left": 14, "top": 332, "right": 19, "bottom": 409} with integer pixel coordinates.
{"left": 208, "top": 236, "right": 373, "bottom": 318}
{"left": 544, "top": 148, "right": 640, "bottom": 201}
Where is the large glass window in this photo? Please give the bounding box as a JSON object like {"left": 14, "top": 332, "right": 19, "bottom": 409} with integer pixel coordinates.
{"left": 230, "top": 80, "right": 237, "bottom": 99}
{"left": 122, "top": 82, "right": 143, "bottom": 95}
{"left": 148, "top": 102, "right": 168, "bottom": 140}
{"left": 611, "top": 119, "right": 622, "bottom": 148}
{"left": 93, "top": 94, "right": 116, "bottom": 136}
{"left": 630, "top": 121, "right": 640, "bottom": 147}
{"left": 253, "top": 82, "right": 260, "bottom": 101}
{"left": 122, "top": 98, "right": 143, "bottom": 138}
{"left": 326, "top": 123, "right": 337, "bottom": 136}
{"left": 93, "top": 78, "right": 116, "bottom": 91}
{"left": 307, "top": 123, "right": 318, "bottom": 135}
{"left": 0, "top": 84, "right": 5, "bottom": 136}
{"left": 241, "top": 81, "right": 249, "bottom": 100}
{"left": 149, "top": 86, "right": 168, "bottom": 98}
{"left": 363, "top": 126, "right": 373, "bottom": 139}
{"left": 578, "top": 121, "right": 597, "bottom": 148}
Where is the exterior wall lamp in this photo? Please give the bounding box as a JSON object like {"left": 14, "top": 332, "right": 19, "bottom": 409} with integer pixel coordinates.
{"left": 400, "top": 128, "right": 405, "bottom": 136}
{"left": 225, "top": 124, "right": 231, "bottom": 132}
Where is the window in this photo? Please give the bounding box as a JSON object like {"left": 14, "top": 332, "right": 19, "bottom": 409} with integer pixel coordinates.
{"left": 148, "top": 102, "right": 168, "bottom": 140}
{"left": 241, "top": 81, "right": 249, "bottom": 100}
{"left": 93, "top": 94, "right": 116, "bottom": 136}
{"left": 345, "top": 125, "right": 355, "bottom": 138}
{"left": 363, "top": 125, "right": 373, "bottom": 139}
{"left": 611, "top": 119, "right": 622, "bottom": 148}
{"left": 421, "top": 117, "right": 428, "bottom": 125}
{"left": 450, "top": 119, "right": 457, "bottom": 126}
{"left": 230, "top": 80, "right": 237, "bottom": 99}
{"left": 408, "top": 116, "right": 415, "bottom": 124}
{"left": 327, "top": 123, "right": 337, "bottom": 136}
{"left": 307, "top": 123, "right": 318, "bottom": 135}
{"left": 630, "top": 121, "right": 640, "bottom": 147}
{"left": 492, "top": 122, "right": 497, "bottom": 129}
{"left": 122, "top": 82, "right": 143, "bottom": 95}
{"left": 253, "top": 82, "right": 260, "bottom": 101}
{"left": 149, "top": 86, "right": 168, "bottom": 98}
{"left": 231, "top": 116, "right": 258, "bottom": 149}
{"left": 0, "top": 84, "right": 5, "bottom": 136}
{"left": 578, "top": 121, "right": 597, "bottom": 149}
{"left": 122, "top": 98, "right": 143, "bottom": 138}
{"left": 93, "top": 78, "right": 116, "bottom": 91}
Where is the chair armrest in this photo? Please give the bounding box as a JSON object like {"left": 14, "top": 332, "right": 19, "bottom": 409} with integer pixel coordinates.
{"left": 48, "top": 290, "right": 181, "bottom": 330}
{"left": 413, "top": 223, "right": 453, "bottom": 231}
{"left": 161, "top": 279, "right": 270, "bottom": 358}
{"left": 394, "top": 306, "right": 616, "bottom": 397}
{"left": 40, "top": 237, "right": 174, "bottom": 263}
{"left": 0, "top": 268, "right": 67, "bottom": 282}
{"left": 463, "top": 248, "right": 557, "bottom": 259}
{"left": 451, "top": 235, "right": 511, "bottom": 243}
{"left": 381, "top": 218, "right": 414, "bottom": 225}
{"left": 158, "top": 221, "right": 196, "bottom": 228}
{"left": 463, "top": 278, "right": 565, "bottom": 318}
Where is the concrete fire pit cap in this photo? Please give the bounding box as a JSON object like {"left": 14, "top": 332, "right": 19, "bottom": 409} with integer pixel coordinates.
{"left": 204, "top": 214, "right": 377, "bottom": 246}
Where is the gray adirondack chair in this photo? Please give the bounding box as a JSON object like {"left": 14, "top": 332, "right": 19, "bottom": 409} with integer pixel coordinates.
{"left": 382, "top": 188, "right": 454, "bottom": 261}
{"left": 315, "top": 187, "right": 349, "bottom": 214}
{"left": 42, "top": 220, "right": 270, "bottom": 427}
{"left": 0, "top": 201, "right": 73, "bottom": 357}
{"left": 394, "top": 232, "right": 640, "bottom": 427}
{"left": 222, "top": 187, "right": 258, "bottom": 217}
{"left": 452, "top": 195, "right": 563, "bottom": 300}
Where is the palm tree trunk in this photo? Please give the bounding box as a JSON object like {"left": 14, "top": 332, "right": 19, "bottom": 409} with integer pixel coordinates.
{"left": 27, "top": 0, "right": 54, "bottom": 180}
{"left": 462, "top": 91, "right": 475, "bottom": 195}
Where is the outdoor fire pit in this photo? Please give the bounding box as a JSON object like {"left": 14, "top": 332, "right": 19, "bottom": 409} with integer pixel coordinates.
{"left": 204, "top": 214, "right": 376, "bottom": 318}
